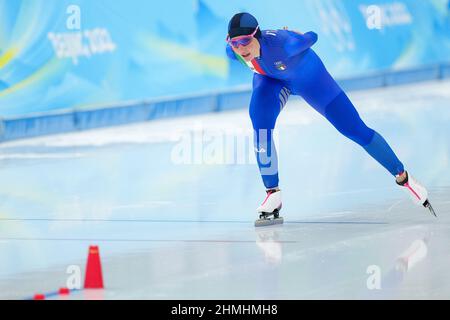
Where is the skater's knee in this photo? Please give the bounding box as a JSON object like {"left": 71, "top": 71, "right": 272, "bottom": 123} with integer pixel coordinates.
{"left": 358, "top": 127, "right": 375, "bottom": 146}
{"left": 340, "top": 124, "right": 375, "bottom": 146}
{"left": 249, "top": 107, "right": 277, "bottom": 131}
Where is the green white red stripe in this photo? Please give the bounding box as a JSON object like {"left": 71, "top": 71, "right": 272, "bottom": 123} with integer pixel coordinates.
{"left": 236, "top": 53, "right": 266, "bottom": 75}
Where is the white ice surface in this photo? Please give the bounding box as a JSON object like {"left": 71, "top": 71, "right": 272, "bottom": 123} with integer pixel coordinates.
{"left": 0, "top": 80, "right": 449, "bottom": 299}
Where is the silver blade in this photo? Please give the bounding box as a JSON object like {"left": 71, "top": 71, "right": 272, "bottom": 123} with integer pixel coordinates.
{"left": 424, "top": 201, "right": 437, "bottom": 217}
{"left": 255, "top": 217, "right": 284, "bottom": 227}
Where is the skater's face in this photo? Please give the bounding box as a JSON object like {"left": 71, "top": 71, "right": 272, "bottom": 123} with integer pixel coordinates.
{"left": 231, "top": 37, "right": 260, "bottom": 61}
{"left": 227, "top": 26, "right": 261, "bottom": 61}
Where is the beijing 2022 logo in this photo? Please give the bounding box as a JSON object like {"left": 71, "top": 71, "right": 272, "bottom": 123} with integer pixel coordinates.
{"left": 47, "top": 5, "right": 117, "bottom": 65}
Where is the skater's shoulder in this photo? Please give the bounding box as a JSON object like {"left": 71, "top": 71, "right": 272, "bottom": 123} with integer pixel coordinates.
{"left": 260, "top": 29, "right": 317, "bottom": 49}
{"left": 260, "top": 29, "right": 289, "bottom": 47}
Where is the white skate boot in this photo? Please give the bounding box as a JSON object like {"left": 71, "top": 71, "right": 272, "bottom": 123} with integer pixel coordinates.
{"left": 396, "top": 171, "right": 436, "bottom": 217}
{"left": 255, "top": 188, "right": 284, "bottom": 227}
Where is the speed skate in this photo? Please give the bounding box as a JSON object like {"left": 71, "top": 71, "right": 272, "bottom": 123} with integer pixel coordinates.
{"left": 396, "top": 171, "right": 437, "bottom": 217}
{"left": 255, "top": 188, "right": 284, "bottom": 227}
{"left": 255, "top": 209, "right": 284, "bottom": 227}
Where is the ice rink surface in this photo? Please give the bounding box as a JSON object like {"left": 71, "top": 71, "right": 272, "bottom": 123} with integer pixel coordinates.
{"left": 0, "top": 80, "right": 449, "bottom": 299}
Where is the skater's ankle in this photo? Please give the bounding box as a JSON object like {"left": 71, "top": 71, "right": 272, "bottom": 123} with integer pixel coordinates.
{"left": 396, "top": 171, "right": 408, "bottom": 184}
{"left": 267, "top": 187, "right": 280, "bottom": 192}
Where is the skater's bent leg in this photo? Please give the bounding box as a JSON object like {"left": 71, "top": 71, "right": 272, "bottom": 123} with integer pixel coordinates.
{"left": 324, "top": 92, "right": 404, "bottom": 176}
{"left": 253, "top": 128, "right": 279, "bottom": 188}
{"left": 250, "top": 74, "right": 289, "bottom": 189}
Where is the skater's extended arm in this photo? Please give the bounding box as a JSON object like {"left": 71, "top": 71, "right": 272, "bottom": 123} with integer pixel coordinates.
{"left": 284, "top": 31, "right": 318, "bottom": 57}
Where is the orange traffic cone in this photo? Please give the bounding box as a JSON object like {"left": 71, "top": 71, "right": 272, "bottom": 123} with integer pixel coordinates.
{"left": 84, "top": 245, "right": 104, "bottom": 289}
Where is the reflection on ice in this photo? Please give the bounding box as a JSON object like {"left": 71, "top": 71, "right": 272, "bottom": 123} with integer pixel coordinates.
{"left": 255, "top": 226, "right": 283, "bottom": 266}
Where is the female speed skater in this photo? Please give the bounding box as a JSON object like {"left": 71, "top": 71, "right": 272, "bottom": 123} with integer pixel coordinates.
{"left": 225, "top": 13, "right": 436, "bottom": 226}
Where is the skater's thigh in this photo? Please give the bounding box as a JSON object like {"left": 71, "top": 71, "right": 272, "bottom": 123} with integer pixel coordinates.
{"left": 249, "top": 74, "right": 290, "bottom": 130}
{"left": 324, "top": 91, "right": 375, "bottom": 146}
{"left": 289, "top": 50, "right": 342, "bottom": 115}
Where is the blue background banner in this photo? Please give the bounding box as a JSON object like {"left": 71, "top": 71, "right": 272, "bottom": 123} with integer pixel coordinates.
{"left": 0, "top": 0, "right": 450, "bottom": 117}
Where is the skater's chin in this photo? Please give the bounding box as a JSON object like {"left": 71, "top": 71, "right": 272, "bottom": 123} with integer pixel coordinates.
{"left": 242, "top": 53, "right": 252, "bottom": 60}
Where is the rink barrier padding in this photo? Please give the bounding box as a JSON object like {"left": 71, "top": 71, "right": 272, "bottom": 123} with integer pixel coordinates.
{"left": 384, "top": 65, "right": 442, "bottom": 86}
{"left": 441, "top": 63, "right": 450, "bottom": 79}
{"left": 0, "top": 63, "right": 449, "bottom": 143}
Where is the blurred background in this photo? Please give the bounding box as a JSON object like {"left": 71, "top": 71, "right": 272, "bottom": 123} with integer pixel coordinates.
{"left": 1, "top": 0, "right": 450, "bottom": 300}
{"left": 0, "top": 0, "right": 449, "bottom": 136}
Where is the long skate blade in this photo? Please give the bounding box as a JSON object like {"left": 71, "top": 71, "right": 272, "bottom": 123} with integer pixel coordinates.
{"left": 255, "top": 217, "right": 284, "bottom": 227}
{"left": 424, "top": 200, "right": 437, "bottom": 217}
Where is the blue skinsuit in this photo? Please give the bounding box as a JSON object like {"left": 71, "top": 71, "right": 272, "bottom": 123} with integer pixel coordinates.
{"left": 226, "top": 29, "right": 404, "bottom": 189}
